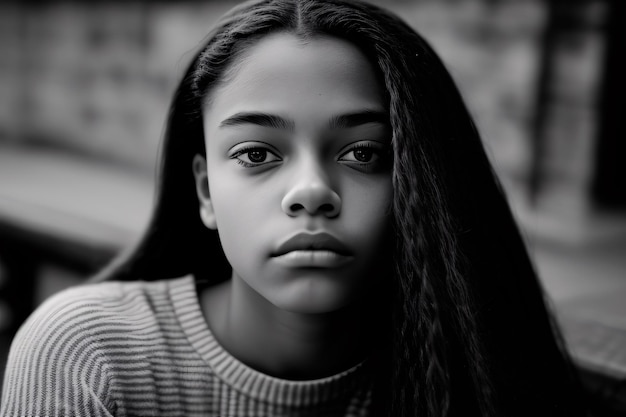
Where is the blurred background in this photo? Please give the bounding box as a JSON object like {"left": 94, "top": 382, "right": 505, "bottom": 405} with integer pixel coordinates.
{"left": 0, "top": 0, "right": 624, "bottom": 413}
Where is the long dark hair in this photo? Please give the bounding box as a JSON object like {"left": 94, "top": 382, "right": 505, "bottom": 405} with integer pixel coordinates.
{"left": 95, "top": 0, "right": 585, "bottom": 416}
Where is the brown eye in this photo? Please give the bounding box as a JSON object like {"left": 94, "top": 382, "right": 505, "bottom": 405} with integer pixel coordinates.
{"left": 339, "top": 145, "right": 381, "bottom": 164}
{"left": 248, "top": 149, "right": 267, "bottom": 163}
{"left": 338, "top": 141, "right": 390, "bottom": 173}
{"left": 231, "top": 144, "right": 282, "bottom": 167}
{"left": 353, "top": 148, "right": 373, "bottom": 162}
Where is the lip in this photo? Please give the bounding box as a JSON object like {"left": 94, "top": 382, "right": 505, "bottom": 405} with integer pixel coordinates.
{"left": 273, "top": 232, "right": 352, "bottom": 256}
{"left": 272, "top": 232, "right": 353, "bottom": 267}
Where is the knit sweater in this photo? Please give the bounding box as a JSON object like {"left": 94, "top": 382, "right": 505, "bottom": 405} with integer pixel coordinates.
{"left": 1, "top": 275, "right": 372, "bottom": 417}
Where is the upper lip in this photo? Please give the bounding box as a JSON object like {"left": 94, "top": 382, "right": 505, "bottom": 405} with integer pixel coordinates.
{"left": 272, "top": 232, "right": 352, "bottom": 256}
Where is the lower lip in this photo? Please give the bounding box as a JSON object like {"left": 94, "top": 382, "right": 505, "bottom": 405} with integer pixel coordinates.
{"left": 273, "top": 250, "right": 353, "bottom": 268}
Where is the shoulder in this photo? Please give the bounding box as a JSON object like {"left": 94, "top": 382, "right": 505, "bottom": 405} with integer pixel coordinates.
{"left": 25, "top": 279, "right": 168, "bottom": 325}
{"left": 9, "top": 276, "right": 192, "bottom": 361}
{"left": 1, "top": 276, "right": 196, "bottom": 415}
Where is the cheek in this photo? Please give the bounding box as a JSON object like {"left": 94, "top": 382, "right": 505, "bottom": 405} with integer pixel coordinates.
{"left": 342, "top": 179, "right": 393, "bottom": 243}
{"left": 210, "top": 176, "right": 278, "bottom": 230}
{"left": 210, "top": 198, "right": 265, "bottom": 280}
{"left": 345, "top": 177, "right": 392, "bottom": 217}
{"left": 207, "top": 173, "right": 276, "bottom": 265}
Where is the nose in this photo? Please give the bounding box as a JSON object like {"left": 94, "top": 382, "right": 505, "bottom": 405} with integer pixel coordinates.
{"left": 281, "top": 163, "right": 341, "bottom": 218}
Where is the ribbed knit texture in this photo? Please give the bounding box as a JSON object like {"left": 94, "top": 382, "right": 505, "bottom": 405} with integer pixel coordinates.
{"left": 1, "top": 276, "right": 372, "bottom": 417}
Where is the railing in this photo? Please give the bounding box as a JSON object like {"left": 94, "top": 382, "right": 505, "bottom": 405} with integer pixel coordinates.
{"left": 0, "top": 214, "right": 118, "bottom": 336}
{"left": 0, "top": 144, "right": 152, "bottom": 340}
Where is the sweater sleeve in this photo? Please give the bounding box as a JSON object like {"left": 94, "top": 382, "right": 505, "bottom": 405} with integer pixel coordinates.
{"left": 1, "top": 287, "right": 116, "bottom": 417}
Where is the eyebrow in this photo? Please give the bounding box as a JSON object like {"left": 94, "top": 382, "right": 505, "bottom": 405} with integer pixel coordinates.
{"left": 218, "top": 109, "right": 389, "bottom": 130}
{"left": 219, "top": 112, "right": 294, "bottom": 130}
{"left": 328, "top": 110, "right": 389, "bottom": 129}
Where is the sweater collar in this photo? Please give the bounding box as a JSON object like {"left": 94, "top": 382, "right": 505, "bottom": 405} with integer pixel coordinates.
{"left": 169, "top": 275, "right": 371, "bottom": 407}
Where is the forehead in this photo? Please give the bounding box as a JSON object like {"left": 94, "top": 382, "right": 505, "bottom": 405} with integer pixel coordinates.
{"left": 204, "top": 32, "right": 386, "bottom": 119}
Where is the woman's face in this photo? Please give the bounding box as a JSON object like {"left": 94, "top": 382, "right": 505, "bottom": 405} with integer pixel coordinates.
{"left": 197, "top": 32, "right": 392, "bottom": 313}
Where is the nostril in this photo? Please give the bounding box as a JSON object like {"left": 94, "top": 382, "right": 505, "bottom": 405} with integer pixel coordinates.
{"left": 319, "top": 203, "right": 334, "bottom": 213}
{"left": 287, "top": 202, "right": 337, "bottom": 217}
{"left": 289, "top": 203, "right": 305, "bottom": 213}
{"left": 281, "top": 185, "right": 342, "bottom": 217}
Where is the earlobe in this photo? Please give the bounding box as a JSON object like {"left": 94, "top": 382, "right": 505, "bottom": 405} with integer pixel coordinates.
{"left": 192, "top": 154, "right": 217, "bottom": 230}
{"left": 199, "top": 204, "right": 217, "bottom": 230}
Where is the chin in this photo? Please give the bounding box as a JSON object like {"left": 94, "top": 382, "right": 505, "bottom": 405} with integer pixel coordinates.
{"left": 269, "top": 278, "right": 355, "bottom": 314}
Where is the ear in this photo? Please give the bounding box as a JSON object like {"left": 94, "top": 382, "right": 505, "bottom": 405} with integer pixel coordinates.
{"left": 192, "top": 154, "right": 217, "bottom": 230}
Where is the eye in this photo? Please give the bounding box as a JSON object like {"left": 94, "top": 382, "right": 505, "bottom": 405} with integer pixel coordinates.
{"left": 339, "top": 147, "right": 379, "bottom": 163}
{"left": 338, "top": 142, "right": 388, "bottom": 167}
{"left": 230, "top": 145, "right": 282, "bottom": 167}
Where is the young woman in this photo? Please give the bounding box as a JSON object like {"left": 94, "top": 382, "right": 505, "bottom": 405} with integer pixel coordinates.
{"left": 1, "top": 0, "right": 586, "bottom": 416}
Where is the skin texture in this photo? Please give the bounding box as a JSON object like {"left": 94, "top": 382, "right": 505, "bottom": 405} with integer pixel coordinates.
{"left": 192, "top": 33, "right": 393, "bottom": 379}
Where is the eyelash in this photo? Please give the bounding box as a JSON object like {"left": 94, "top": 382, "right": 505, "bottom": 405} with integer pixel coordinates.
{"left": 229, "top": 142, "right": 389, "bottom": 170}
{"left": 230, "top": 145, "right": 281, "bottom": 168}
{"left": 340, "top": 142, "right": 376, "bottom": 160}
{"left": 338, "top": 142, "right": 389, "bottom": 172}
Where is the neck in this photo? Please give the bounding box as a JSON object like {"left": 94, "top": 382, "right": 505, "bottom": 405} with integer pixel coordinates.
{"left": 202, "top": 276, "right": 379, "bottom": 380}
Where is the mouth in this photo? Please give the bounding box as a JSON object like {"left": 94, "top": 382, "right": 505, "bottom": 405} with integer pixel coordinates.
{"left": 272, "top": 232, "right": 353, "bottom": 268}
